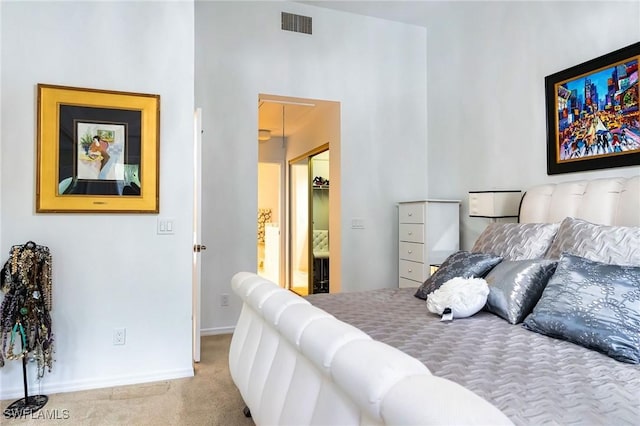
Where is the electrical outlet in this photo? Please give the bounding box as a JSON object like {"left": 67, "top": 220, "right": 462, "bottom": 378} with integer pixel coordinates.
{"left": 113, "top": 328, "right": 126, "bottom": 345}
{"left": 221, "top": 294, "right": 229, "bottom": 307}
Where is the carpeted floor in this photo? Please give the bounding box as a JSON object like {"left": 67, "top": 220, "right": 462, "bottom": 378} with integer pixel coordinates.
{"left": 0, "top": 334, "right": 254, "bottom": 425}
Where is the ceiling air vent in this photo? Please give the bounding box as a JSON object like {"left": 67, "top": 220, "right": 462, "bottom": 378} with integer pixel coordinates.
{"left": 281, "top": 12, "right": 312, "bottom": 35}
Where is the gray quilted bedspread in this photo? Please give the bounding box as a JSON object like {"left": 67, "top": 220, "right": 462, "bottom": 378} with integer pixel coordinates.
{"left": 305, "top": 288, "right": 640, "bottom": 425}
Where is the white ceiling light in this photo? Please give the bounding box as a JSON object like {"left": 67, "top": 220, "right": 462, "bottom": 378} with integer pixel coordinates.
{"left": 258, "top": 129, "right": 271, "bottom": 141}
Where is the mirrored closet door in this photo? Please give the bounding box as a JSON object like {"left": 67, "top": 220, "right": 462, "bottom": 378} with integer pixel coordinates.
{"left": 288, "top": 146, "right": 329, "bottom": 296}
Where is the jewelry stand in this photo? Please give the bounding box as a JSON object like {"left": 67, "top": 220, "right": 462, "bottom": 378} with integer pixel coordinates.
{"left": 2, "top": 357, "right": 48, "bottom": 418}
{"left": 1, "top": 241, "right": 53, "bottom": 418}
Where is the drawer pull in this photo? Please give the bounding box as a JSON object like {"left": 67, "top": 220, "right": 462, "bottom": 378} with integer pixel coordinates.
{"left": 408, "top": 250, "right": 413, "bottom": 254}
{"left": 408, "top": 268, "right": 413, "bottom": 273}
{"left": 408, "top": 231, "right": 413, "bottom": 236}
{"left": 408, "top": 212, "right": 413, "bottom": 216}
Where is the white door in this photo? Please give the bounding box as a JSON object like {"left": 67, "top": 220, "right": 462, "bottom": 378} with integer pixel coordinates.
{"left": 192, "top": 108, "right": 204, "bottom": 363}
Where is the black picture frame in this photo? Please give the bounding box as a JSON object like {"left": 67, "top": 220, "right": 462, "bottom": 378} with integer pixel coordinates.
{"left": 58, "top": 105, "right": 141, "bottom": 196}
{"left": 545, "top": 42, "right": 640, "bottom": 175}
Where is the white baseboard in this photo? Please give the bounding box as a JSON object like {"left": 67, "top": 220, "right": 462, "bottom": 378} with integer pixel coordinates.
{"left": 0, "top": 367, "right": 194, "bottom": 400}
{"left": 1, "top": 329, "right": 235, "bottom": 399}
{"left": 200, "top": 326, "right": 235, "bottom": 336}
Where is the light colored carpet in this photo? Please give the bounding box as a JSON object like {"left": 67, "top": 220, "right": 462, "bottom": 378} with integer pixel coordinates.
{"left": 1, "top": 334, "right": 254, "bottom": 425}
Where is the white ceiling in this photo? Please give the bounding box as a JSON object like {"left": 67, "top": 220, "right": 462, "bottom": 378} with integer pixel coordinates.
{"left": 258, "top": 99, "right": 316, "bottom": 138}
{"left": 300, "top": 0, "right": 453, "bottom": 28}
{"left": 258, "top": 94, "right": 338, "bottom": 139}
{"left": 302, "top": 1, "right": 562, "bottom": 30}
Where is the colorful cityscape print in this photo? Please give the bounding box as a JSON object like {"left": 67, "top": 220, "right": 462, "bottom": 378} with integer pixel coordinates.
{"left": 556, "top": 58, "right": 639, "bottom": 162}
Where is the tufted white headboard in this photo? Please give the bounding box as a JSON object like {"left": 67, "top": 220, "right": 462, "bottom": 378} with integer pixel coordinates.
{"left": 519, "top": 176, "right": 640, "bottom": 226}
{"left": 312, "top": 230, "right": 329, "bottom": 257}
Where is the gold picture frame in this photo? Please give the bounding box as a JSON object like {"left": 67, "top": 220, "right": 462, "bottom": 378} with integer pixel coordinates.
{"left": 36, "top": 84, "right": 160, "bottom": 213}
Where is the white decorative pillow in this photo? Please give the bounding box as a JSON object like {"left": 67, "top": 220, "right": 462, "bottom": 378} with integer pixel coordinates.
{"left": 426, "top": 277, "right": 489, "bottom": 319}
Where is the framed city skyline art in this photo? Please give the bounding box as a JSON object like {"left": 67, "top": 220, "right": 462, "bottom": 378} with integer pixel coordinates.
{"left": 36, "top": 84, "right": 160, "bottom": 212}
{"left": 545, "top": 42, "right": 640, "bottom": 175}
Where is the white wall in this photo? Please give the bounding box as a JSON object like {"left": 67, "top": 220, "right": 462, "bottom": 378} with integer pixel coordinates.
{"left": 0, "top": 1, "right": 195, "bottom": 398}
{"left": 285, "top": 101, "right": 340, "bottom": 162}
{"left": 196, "top": 1, "right": 428, "bottom": 332}
{"left": 425, "top": 1, "right": 640, "bottom": 248}
{"left": 259, "top": 135, "right": 286, "bottom": 229}
{"left": 259, "top": 136, "right": 286, "bottom": 163}
{"left": 313, "top": 154, "right": 330, "bottom": 181}
{"left": 0, "top": 1, "right": 3, "bottom": 259}
{"left": 258, "top": 162, "right": 281, "bottom": 223}
{"left": 312, "top": 155, "right": 330, "bottom": 230}
{"left": 292, "top": 162, "right": 310, "bottom": 272}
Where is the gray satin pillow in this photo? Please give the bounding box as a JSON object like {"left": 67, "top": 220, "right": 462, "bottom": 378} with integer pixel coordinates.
{"left": 484, "top": 259, "right": 557, "bottom": 324}
{"left": 472, "top": 222, "right": 560, "bottom": 260}
{"left": 544, "top": 217, "right": 640, "bottom": 265}
{"left": 414, "top": 251, "right": 502, "bottom": 300}
{"left": 523, "top": 253, "right": 640, "bottom": 364}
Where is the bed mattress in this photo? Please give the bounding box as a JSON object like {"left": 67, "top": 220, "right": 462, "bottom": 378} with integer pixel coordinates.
{"left": 306, "top": 288, "right": 640, "bottom": 425}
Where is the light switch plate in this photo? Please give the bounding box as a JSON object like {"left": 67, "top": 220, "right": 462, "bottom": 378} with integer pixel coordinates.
{"left": 351, "top": 218, "right": 365, "bottom": 229}
{"left": 157, "top": 218, "right": 175, "bottom": 235}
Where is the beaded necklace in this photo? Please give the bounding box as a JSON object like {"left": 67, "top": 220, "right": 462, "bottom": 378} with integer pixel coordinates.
{"left": 0, "top": 242, "right": 54, "bottom": 377}
{"left": 5, "top": 321, "right": 27, "bottom": 360}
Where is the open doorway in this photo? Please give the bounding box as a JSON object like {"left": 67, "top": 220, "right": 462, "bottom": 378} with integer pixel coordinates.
{"left": 257, "top": 94, "right": 341, "bottom": 293}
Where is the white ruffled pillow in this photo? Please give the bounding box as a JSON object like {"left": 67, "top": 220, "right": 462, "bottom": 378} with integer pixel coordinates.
{"left": 426, "top": 277, "right": 489, "bottom": 319}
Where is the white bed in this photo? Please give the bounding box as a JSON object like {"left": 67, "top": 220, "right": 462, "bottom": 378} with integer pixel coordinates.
{"left": 228, "top": 175, "right": 640, "bottom": 425}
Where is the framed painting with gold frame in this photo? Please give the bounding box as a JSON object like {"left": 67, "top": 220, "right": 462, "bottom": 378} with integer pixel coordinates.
{"left": 545, "top": 42, "right": 639, "bottom": 175}
{"left": 36, "top": 84, "right": 160, "bottom": 213}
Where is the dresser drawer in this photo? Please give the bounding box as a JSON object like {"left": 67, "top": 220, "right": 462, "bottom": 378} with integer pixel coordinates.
{"left": 399, "top": 259, "right": 426, "bottom": 282}
{"left": 399, "top": 241, "right": 423, "bottom": 263}
{"left": 399, "top": 223, "right": 424, "bottom": 243}
{"left": 397, "top": 200, "right": 460, "bottom": 289}
{"left": 399, "top": 277, "right": 421, "bottom": 288}
{"left": 399, "top": 203, "right": 425, "bottom": 224}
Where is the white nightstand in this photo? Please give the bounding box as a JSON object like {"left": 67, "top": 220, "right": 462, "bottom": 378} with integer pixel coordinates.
{"left": 397, "top": 200, "right": 460, "bottom": 288}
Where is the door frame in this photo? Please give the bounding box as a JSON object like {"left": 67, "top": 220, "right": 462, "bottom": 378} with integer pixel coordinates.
{"left": 257, "top": 93, "right": 341, "bottom": 294}
{"left": 192, "top": 108, "right": 203, "bottom": 363}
